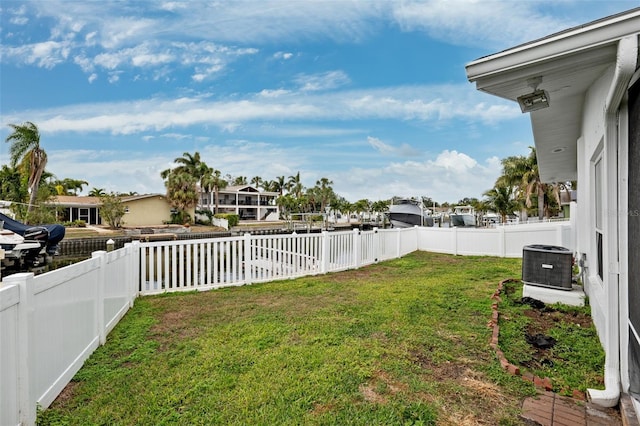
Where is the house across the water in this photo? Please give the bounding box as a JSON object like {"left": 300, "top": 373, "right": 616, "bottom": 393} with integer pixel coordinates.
{"left": 199, "top": 185, "right": 280, "bottom": 221}
{"left": 51, "top": 194, "right": 189, "bottom": 227}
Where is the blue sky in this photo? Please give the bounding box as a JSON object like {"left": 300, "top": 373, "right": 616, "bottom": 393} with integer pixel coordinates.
{"left": 1, "top": 1, "right": 636, "bottom": 204}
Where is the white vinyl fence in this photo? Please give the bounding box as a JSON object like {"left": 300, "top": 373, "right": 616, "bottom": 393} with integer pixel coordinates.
{"left": 139, "top": 229, "right": 417, "bottom": 295}
{"left": 1, "top": 244, "right": 139, "bottom": 426}
{"left": 1, "top": 222, "right": 573, "bottom": 425}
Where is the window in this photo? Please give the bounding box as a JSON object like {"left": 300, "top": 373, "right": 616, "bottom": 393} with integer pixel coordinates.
{"left": 79, "top": 208, "right": 90, "bottom": 222}
{"left": 594, "top": 156, "right": 604, "bottom": 280}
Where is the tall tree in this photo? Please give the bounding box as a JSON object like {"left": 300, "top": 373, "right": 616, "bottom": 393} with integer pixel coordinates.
{"left": 483, "top": 184, "right": 517, "bottom": 223}
{"left": 201, "top": 167, "right": 227, "bottom": 214}
{"left": 53, "top": 178, "right": 89, "bottom": 195}
{"left": 89, "top": 187, "right": 107, "bottom": 197}
{"left": 250, "top": 176, "right": 263, "bottom": 188}
{"left": 164, "top": 171, "right": 198, "bottom": 223}
{"left": 287, "top": 171, "right": 303, "bottom": 198}
{"left": 496, "top": 147, "right": 548, "bottom": 220}
{"left": 233, "top": 176, "right": 248, "bottom": 186}
{"left": 275, "top": 175, "right": 287, "bottom": 196}
{"left": 5, "top": 121, "right": 47, "bottom": 219}
{"left": 161, "top": 151, "right": 209, "bottom": 209}
{"left": 314, "top": 177, "right": 334, "bottom": 214}
{"left": 521, "top": 148, "right": 546, "bottom": 220}
{"left": 261, "top": 180, "right": 277, "bottom": 192}
{"left": 0, "top": 165, "right": 26, "bottom": 205}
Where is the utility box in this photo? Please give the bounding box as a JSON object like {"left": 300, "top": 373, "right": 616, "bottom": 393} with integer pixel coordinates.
{"left": 522, "top": 245, "right": 573, "bottom": 290}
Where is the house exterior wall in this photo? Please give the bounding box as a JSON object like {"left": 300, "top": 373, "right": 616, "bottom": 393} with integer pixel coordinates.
{"left": 577, "top": 65, "right": 616, "bottom": 343}
{"left": 122, "top": 196, "right": 176, "bottom": 226}
{"left": 577, "top": 54, "right": 638, "bottom": 398}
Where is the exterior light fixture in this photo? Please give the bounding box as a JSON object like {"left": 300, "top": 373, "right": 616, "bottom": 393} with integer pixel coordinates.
{"left": 517, "top": 76, "right": 550, "bottom": 113}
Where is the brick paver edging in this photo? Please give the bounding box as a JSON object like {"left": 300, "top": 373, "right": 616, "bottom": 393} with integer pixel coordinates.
{"left": 488, "top": 278, "right": 586, "bottom": 400}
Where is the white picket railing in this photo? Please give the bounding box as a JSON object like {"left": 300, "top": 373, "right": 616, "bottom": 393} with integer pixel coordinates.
{"left": 138, "top": 229, "right": 417, "bottom": 295}
{"left": 0, "top": 221, "right": 573, "bottom": 425}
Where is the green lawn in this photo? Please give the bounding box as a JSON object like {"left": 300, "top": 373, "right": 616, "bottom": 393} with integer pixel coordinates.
{"left": 38, "top": 251, "right": 601, "bottom": 425}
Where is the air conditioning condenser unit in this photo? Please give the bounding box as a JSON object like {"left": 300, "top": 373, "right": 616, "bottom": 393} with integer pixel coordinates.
{"left": 522, "top": 244, "right": 573, "bottom": 290}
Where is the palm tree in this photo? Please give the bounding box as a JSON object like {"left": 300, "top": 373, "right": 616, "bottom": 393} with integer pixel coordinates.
{"left": 287, "top": 171, "right": 303, "bottom": 198}
{"left": 483, "top": 184, "right": 518, "bottom": 223}
{"left": 261, "top": 180, "right": 277, "bottom": 192}
{"left": 497, "top": 147, "right": 546, "bottom": 220}
{"left": 520, "top": 148, "right": 546, "bottom": 220}
{"left": 161, "top": 151, "right": 210, "bottom": 208}
{"left": 89, "top": 187, "right": 107, "bottom": 197}
{"left": 233, "top": 176, "right": 248, "bottom": 186}
{"left": 275, "top": 175, "right": 287, "bottom": 196}
{"left": 201, "top": 167, "right": 227, "bottom": 214}
{"left": 165, "top": 171, "right": 198, "bottom": 223}
{"left": 5, "top": 121, "right": 47, "bottom": 219}
{"left": 315, "top": 177, "right": 334, "bottom": 214}
{"left": 53, "top": 178, "right": 89, "bottom": 195}
{"left": 250, "top": 176, "right": 263, "bottom": 189}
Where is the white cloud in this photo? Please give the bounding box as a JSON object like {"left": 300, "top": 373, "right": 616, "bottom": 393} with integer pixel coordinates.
{"left": 332, "top": 149, "right": 500, "bottom": 203}
{"left": 258, "top": 89, "right": 291, "bottom": 98}
{"left": 295, "top": 70, "right": 351, "bottom": 92}
{"left": 367, "top": 136, "right": 419, "bottom": 157}
{"left": 1, "top": 83, "right": 519, "bottom": 136}
{"left": 2, "top": 0, "right": 617, "bottom": 85}
{"left": 274, "top": 51, "right": 294, "bottom": 60}
{"left": 390, "top": 0, "right": 585, "bottom": 49}
{"left": 10, "top": 16, "right": 28, "bottom": 25}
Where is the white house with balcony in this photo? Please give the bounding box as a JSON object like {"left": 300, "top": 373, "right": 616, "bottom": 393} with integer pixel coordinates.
{"left": 466, "top": 7, "right": 640, "bottom": 413}
{"left": 199, "top": 185, "right": 280, "bottom": 221}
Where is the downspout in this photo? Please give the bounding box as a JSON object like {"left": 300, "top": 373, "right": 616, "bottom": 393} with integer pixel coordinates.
{"left": 588, "top": 35, "right": 638, "bottom": 408}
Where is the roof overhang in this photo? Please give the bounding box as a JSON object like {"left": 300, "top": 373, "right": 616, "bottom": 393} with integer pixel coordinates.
{"left": 466, "top": 8, "right": 640, "bottom": 182}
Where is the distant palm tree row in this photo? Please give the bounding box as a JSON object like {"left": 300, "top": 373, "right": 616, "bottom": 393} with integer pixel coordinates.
{"left": 3, "top": 122, "right": 572, "bottom": 226}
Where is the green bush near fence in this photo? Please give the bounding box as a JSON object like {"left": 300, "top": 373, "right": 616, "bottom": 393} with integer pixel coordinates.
{"left": 214, "top": 213, "right": 239, "bottom": 227}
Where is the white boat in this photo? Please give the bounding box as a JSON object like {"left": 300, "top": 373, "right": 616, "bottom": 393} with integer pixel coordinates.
{"left": 0, "top": 214, "right": 65, "bottom": 271}
{"left": 481, "top": 212, "right": 501, "bottom": 227}
{"left": 0, "top": 227, "right": 44, "bottom": 270}
{"left": 449, "top": 205, "right": 476, "bottom": 227}
{"left": 388, "top": 199, "right": 434, "bottom": 228}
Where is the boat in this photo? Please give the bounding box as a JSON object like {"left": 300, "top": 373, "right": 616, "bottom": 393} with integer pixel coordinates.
{"left": 0, "top": 213, "right": 65, "bottom": 271}
{"left": 481, "top": 212, "right": 501, "bottom": 227}
{"left": 449, "top": 205, "right": 476, "bottom": 227}
{"left": 0, "top": 228, "right": 45, "bottom": 270}
{"left": 388, "top": 199, "right": 434, "bottom": 228}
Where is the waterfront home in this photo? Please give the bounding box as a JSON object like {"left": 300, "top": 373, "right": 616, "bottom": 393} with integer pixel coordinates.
{"left": 199, "top": 185, "right": 280, "bottom": 221}
{"left": 52, "top": 194, "right": 189, "bottom": 227}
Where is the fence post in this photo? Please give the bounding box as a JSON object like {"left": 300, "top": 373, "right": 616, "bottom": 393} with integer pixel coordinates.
{"left": 4, "top": 272, "right": 37, "bottom": 426}
{"left": 353, "top": 228, "right": 361, "bottom": 269}
{"left": 452, "top": 227, "right": 458, "bottom": 256}
{"left": 499, "top": 226, "right": 506, "bottom": 257}
{"left": 396, "top": 228, "right": 401, "bottom": 258}
{"left": 321, "top": 231, "right": 329, "bottom": 273}
{"left": 125, "top": 242, "right": 137, "bottom": 306}
{"left": 92, "top": 251, "right": 107, "bottom": 345}
{"left": 244, "top": 233, "right": 253, "bottom": 285}
{"left": 373, "top": 227, "right": 380, "bottom": 263}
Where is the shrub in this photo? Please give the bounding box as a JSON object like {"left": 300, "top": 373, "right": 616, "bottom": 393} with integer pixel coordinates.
{"left": 214, "top": 213, "right": 239, "bottom": 227}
